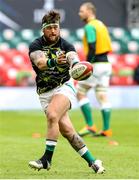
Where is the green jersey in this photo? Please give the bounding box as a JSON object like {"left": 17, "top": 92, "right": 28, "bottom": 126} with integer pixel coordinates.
{"left": 29, "top": 36, "right": 76, "bottom": 94}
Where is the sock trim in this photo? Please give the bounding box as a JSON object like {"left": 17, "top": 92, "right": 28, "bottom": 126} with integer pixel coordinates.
{"left": 78, "top": 146, "right": 88, "bottom": 156}
{"left": 46, "top": 140, "right": 57, "bottom": 146}
{"left": 100, "top": 103, "right": 111, "bottom": 109}
{"left": 46, "top": 139, "right": 57, "bottom": 142}
{"left": 79, "top": 98, "right": 90, "bottom": 106}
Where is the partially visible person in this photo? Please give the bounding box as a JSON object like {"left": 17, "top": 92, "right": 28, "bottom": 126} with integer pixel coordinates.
{"left": 28, "top": 10, "right": 105, "bottom": 174}
{"left": 133, "top": 64, "right": 139, "bottom": 84}
{"left": 76, "top": 2, "right": 112, "bottom": 137}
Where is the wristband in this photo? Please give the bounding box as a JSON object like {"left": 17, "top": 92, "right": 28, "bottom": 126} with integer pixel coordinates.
{"left": 47, "top": 59, "right": 57, "bottom": 68}
{"left": 72, "top": 61, "right": 78, "bottom": 68}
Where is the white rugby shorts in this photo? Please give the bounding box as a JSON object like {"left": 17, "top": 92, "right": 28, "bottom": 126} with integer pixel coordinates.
{"left": 39, "top": 79, "right": 77, "bottom": 111}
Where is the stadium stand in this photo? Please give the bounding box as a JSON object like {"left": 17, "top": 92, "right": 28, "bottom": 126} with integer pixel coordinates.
{"left": 0, "top": 28, "right": 139, "bottom": 86}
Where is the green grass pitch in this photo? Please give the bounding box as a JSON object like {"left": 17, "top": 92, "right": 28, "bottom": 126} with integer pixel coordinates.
{"left": 0, "top": 109, "right": 139, "bottom": 179}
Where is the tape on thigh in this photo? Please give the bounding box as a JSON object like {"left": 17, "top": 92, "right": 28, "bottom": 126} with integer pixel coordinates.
{"left": 76, "top": 83, "right": 89, "bottom": 94}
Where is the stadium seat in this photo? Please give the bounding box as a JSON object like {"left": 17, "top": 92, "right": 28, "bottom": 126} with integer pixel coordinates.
{"left": 123, "top": 54, "right": 139, "bottom": 68}
{"left": 110, "top": 76, "right": 135, "bottom": 86}
{"left": 20, "top": 29, "right": 35, "bottom": 42}
{"left": 60, "top": 28, "right": 70, "bottom": 40}
{"left": 130, "top": 28, "right": 139, "bottom": 41}
{"left": 112, "top": 40, "right": 128, "bottom": 54}
{"left": 74, "top": 41, "right": 86, "bottom": 61}
{"left": 16, "top": 42, "right": 29, "bottom": 53}
{"left": 0, "top": 65, "right": 17, "bottom": 86}
{"left": 0, "top": 51, "right": 12, "bottom": 65}
{"left": 111, "top": 41, "right": 122, "bottom": 53}
{"left": 2, "top": 29, "right": 21, "bottom": 49}
{"left": 10, "top": 37, "right": 22, "bottom": 48}
{"left": 75, "top": 28, "right": 84, "bottom": 41}
{"left": 110, "top": 28, "right": 130, "bottom": 41}
{"left": 0, "top": 49, "right": 33, "bottom": 86}
{"left": 109, "top": 54, "right": 139, "bottom": 85}
{"left": 127, "top": 41, "right": 139, "bottom": 54}
{"left": 68, "top": 31, "right": 79, "bottom": 43}
{"left": 110, "top": 28, "right": 121, "bottom": 40}
{"left": 0, "top": 28, "right": 139, "bottom": 86}
{"left": 2, "top": 29, "right": 15, "bottom": 41}
{"left": 108, "top": 54, "right": 120, "bottom": 75}
{"left": 0, "top": 55, "right": 4, "bottom": 66}
{"left": 108, "top": 53, "right": 119, "bottom": 65}
{"left": 0, "top": 42, "right": 11, "bottom": 51}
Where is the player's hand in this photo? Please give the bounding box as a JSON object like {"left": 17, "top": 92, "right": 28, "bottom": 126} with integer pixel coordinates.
{"left": 56, "top": 51, "right": 67, "bottom": 64}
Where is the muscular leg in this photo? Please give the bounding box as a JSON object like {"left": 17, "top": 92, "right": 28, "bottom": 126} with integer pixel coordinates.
{"left": 77, "top": 84, "right": 94, "bottom": 127}
{"left": 40, "top": 94, "right": 71, "bottom": 166}
{"left": 59, "top": 113, "right": 96, "bottom": 165}
{"left": 46, "top": 94, "right": 70, "bottom": 140}
{"left": 95, "top": 86, "right": 112, "bottom": 133}
{"left": 76, "top": 84, "right": 97, "bottom": 136}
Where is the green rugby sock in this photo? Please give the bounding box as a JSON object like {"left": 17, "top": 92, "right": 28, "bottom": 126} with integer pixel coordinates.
{"left": 101, "top": 108, "right": 111, "bottom": 130}
{"left": 41, "top": 139, "right": 57, "bottom": 163}
{"left": 79, "top": 98, "right": 93, "bottom": 126}
{"left": 78, "top": 146, "right": 96, "bottom": 164}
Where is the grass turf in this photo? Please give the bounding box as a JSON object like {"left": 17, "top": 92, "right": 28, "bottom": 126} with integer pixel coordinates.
{"left": 0, "top": 109, "right": 139, "bottom": 179}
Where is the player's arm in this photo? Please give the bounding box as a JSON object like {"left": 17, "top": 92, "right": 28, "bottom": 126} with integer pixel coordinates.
{"left": 30, "top": 50, "right": 65, "bottom": 70}
{"left": 66, "top": 51, "right": 80, "bottom": 67}
{"left": 30, "top": 50, "right": 48, "bottom": 70}
{"left": 85, "top": 24, "right": 96, "bottom": 63}
{"left": 62, "top": 40, "right": 80, "bottom": 67}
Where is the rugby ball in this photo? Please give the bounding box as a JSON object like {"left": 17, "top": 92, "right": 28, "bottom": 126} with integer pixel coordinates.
{"left": 71, "top": 61, "right": 93, "bottom": 81}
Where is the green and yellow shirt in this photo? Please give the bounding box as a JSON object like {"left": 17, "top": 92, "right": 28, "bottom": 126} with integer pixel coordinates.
{"left": 29, "top": 37, "right": 75, "bottom": 94}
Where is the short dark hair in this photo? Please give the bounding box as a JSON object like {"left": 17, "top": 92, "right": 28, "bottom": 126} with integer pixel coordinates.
{"left": 42, "top": 10, "right": 60, "bottom": 25}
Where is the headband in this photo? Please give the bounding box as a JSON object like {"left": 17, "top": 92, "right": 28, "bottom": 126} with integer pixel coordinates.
{"left": 42, "top": 22, "right": 59, "bottom": 30}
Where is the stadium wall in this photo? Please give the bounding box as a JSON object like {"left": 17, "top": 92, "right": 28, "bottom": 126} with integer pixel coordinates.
{"left": 0, "top": 87, "right": 138, "bottom": 110}
{"left": 0, "top": 0, "right": 127, "bottom": 30}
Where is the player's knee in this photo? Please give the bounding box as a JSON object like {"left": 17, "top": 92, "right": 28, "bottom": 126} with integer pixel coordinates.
{"left": 76, "top": 85, "right": 88, "bottom": 97}
{"left": 77, "top": 91, "right": 86, "bottom": 100}
{"left": 96, "top": 91, "right": 111, "bottom": 109}
{"left": 97, "top": 92, "right": 107, "bottom": 102}
{"left": 95, "top": 87, "right": 108, "bottom": 102}
{"left": 97, "top": 93, "right": 109, "bottom": 106}
{"left": 61, "top": 130, "right": 72, "bottom": 139}
{"left": 46, "top": 110, "right": 59, "bottom": 124}
{"left": 60, "top": 125, "right": 74, "bottom": 139}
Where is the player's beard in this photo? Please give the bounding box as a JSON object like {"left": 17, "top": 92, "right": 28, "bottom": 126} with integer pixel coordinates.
{"left": 44, "top": 35, "right": 59, "bottom": 44}
{"left": 80, "top": 16, "right": 88, "bottom": 23}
